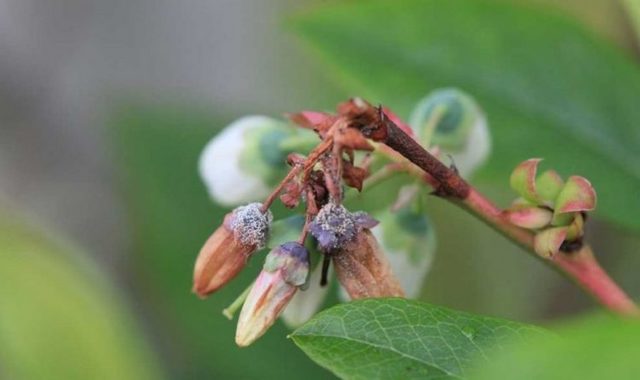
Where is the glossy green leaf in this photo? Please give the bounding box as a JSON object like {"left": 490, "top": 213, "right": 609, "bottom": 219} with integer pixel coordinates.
{"left": 472, "top": 315, "right": 640, "bottom": 380}
{"left": 291, "top": 298, "right": 547, "bottom": 380}
{"left": 0, "top": 215, "right": 163, "bottom": 380}
{"left": 291, "top": 0, "right": 640, "bottom": 230}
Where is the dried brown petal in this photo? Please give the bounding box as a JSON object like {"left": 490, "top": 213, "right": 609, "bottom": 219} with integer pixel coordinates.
{"left": 342, "top": 161, "right": 368, "bottom": 191}
{"left": 286, "top": 111, "right": 336, "bottom": 134}
{"left": 280, "top": 181, "right": 302, "bottom": 208}
{"left": 334, "top": 127, "right": 374, "bottom": 151}
{"left": 333, "top": 230, "right": 405, "bottom": 299}
{"left": 192, "top": 214, "right": 254, "bottom": 297}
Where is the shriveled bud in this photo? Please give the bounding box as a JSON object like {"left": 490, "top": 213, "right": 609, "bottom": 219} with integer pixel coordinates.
{"left": 309, "top": 202, "right": 378, "bottom": 251}
{"left": 333, "top": 230, "right": 405, "bottom": 300}
{"left": 235, "top": 242, "right": 309, "bottom": 347}
{"left": 409, "top": 88, "right": 491, "bottom": 177}
{"left": 193, "top": 203, "right": 272, "bottom": 297}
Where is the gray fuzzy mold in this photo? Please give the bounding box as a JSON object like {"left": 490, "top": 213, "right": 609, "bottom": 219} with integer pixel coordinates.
{"left": 309, "top": 203, "right": 377, "bottom": 251}
{"left": 230, "top": 202, "right": 273, "bottom": 248}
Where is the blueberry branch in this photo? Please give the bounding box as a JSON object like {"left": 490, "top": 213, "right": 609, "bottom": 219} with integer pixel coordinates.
{"left": 349, "top": 101, "right": 639, "bottom": 316}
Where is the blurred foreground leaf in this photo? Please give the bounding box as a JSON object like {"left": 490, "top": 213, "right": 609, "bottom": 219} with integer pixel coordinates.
{"left": 0, "top": 215, "right": 163, "bottom": 380}
{"left": 471, "top": 315, "right": 640, "bottom": 380}
{"left": 111, "top": 104, "right": 331, "bottom": 378}
{"left": 291, "top": 298, "right": 546, "bottom": 379}
{"left": 292, "top": 0, "right": 640, "bottom": 230}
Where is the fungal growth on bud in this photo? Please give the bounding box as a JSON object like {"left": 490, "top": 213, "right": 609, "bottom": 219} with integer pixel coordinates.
{"left": 506, "top": 159, "right": 597, "bottom": 258}
{"left": 309, "top": 202, "right": 405, "bottom": 300}
{"left": 408, "top": 88, "right": 491, "bottom": 177}
{"left": 192, "top": 203, "right": 272, "bottom": 297}
{"left": 333, "top": 230, "right": 405, "bottom": 299}
{"left": 309, "top": 202, "right": 378, "bottom": 251}
{"left": 235, "top": 242, "right": 309, "bottom": 347}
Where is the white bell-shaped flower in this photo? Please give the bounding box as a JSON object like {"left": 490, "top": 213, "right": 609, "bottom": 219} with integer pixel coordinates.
{"left": 199, "top": 116, "right": 276, "bottom": 206}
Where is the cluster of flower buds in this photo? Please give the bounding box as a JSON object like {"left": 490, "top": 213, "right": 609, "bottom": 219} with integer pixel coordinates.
{"left": 505, "top": 158, "right": 596, "bottom": 258}
{"left": 193, "top": 92, "right": 491, "bottom": 345}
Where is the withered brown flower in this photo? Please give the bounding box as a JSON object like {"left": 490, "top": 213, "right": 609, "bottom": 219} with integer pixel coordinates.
{"left": 333, "top": 229, "right": 405, "bottom": 299}
{"left": 193, "top": 203, "right": 272, "bottom": 297}
{"left": 309, "top": 202, "right": 405, "bottom": 299}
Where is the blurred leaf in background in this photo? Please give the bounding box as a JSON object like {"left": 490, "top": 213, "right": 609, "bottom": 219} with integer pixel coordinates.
{"left": 0, "top": 213, "right": 163, "bottom": 380}
{"left": 290, "top": 0, "right": 640, "bottom": 231}
{"left": 110, "top": 103, "right": 331, "bottom": 378}
{"left": 471, "top": 314, "right": 640, "bottom": 379}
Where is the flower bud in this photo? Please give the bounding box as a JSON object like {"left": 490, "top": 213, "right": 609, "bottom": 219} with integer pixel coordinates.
{"left": 373, "top": 208, "right": 436, "bottom": 298}
{"left": 533, "top": 226, "right": 568, "bottom": 258}
{"left": 235, "top": 242, "right": 309, "bottom": 347}
{"left": 553, "top": 176, "right": 596, "bottom": 214}
{"left": 333, "top": 230, "right": 405, "bottom": 300}
{"left": 309, "top": 203, "right": 378, "bottom": 251}
{"left": 199, "top": 116, "right": 316, "bottom": 206}
{"left": 280, "top": 263, "right": 329, "bottom": 328}
{"left": 503, "top": 205, "right": 553, "bottom": 229}
{"left": 193, "top": 203, "right": 272, "bottom": 297}
{"left": 408, "top": 88, "right": 491, "bottom": 177}
{"left": 509, "top": 158, "right": 544, "bottom": 204}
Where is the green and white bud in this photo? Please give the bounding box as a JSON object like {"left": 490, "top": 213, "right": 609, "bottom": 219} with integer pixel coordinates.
{"left": 280, "top": 263, "right": 329, "bottom": 328}
{"left": 199, "top": 116, "right": 316, "bottom": 206}
{"left": 235, "top": 242, "right": 309, "bottom": 347}
{"left": 372, "top": 208, "right": 437, "bottom": 298}
{"left": 409, "top": 88, "right": 490, "bottom": 177}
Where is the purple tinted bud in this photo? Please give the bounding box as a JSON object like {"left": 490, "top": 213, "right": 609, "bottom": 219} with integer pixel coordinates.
{"left": 309, "top": 203, "right": 378, "bottom": 251}
{"left": 263, "top": 242, "right": 310, "bottom": 287}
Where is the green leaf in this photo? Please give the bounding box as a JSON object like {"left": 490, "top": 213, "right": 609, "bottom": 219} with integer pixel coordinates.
{"left": 291, "top": 298, "right": 546, "bottom": 380}
{"left": 0, "top": 214, "right": 163, "bottom": 380}
{"left": 471, "top": 315, "right": 640, "bottom": 380}
{"left": 291, "top": 0, "right": 640, "bottom": 230}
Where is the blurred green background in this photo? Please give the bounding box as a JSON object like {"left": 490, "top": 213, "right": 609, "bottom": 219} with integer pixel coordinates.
{"left": 1, "top": 0, "right": 639, "bottom": 378}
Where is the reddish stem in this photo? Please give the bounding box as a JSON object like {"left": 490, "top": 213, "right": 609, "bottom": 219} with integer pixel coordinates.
{"left": 351, "top": 102, "right": 638, "bottom": 316}
{"left": 554, "top": 247, "right": 639, "bottom": 316}
{"left": 260, "top": 137, "right": 333, "bottom": 213}
{"left": 461, "top": 189, "right": 638, "bottom": 315}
